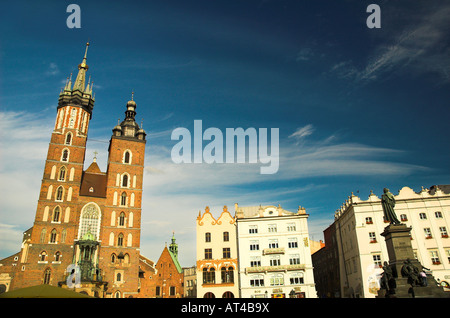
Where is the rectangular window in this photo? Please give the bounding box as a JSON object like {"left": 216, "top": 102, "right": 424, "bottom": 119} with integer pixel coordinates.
{"left": 288, "top": 238, "right": 298, "bottom": 248}
{"left": 400, "top": 214, "right": 408, "bottom": 222}
{"left": 290, "top": 276, "right": 304, "bottom": 285}
{"left": 268, "top": 224, "right": 277, "bottom": 233}
{"left": 439, "top": 227, "right": 448, "bottom": 238}
{"left": 365, "top": 217, "right": 373, "bottom": 224}
{"left": 373, "top": 254, "right": 382, "bottom": 267}
{"left": 424, "top": 228, "right": 432, "bottom": 239}
{"left": 419, "top": 213, "right": 427, "bottom": 220}
{"left": 289, "top": 254, "right": 300, "bottom": 265}
{"left": 204, "top": 248, "right": 212, "bottom": 259}
{"left": 268, "top": 239, "right": 279, "bottom": 249}
{"left": 287, "top": 223, "right": 296, "bottom": 231}
{"left": 223, "top": 231, "right": 229, "bottom": 241}
{"left": 156, "top": 286, "right": 160, "bottom": 296}
{"left": 269, "top": 256, "right": 281, "bottom": 266}
{"left": 249, "top": 225, "right": 258, "bottom": 234}
{"left": 170, "top": 286, "right": 176, "bottom": 296}
{"left": 430, "top": 250, "right": 440, "bottom": 265}
{"left": 269, "top": 275, "right": 284, "bottom": 286}
{"left": 205, "top": 232, "right": 211, "bottom": 242}
{"left": 250, "top": 276, "right": 264, "bottom": 287}
{"left": 435, "top": 211, "right": 443, "bottom": 218}
{"left": 250, "top": 256, "right": 261, "bottom": 267}
{"left": 369, "top": 232, "right": 377, "bottom": 243}
{"left": 249, "top": 240, "right": 259, "bottom": 251}
{"left": 223, "top": 248, "right": 231, "bottom": 259}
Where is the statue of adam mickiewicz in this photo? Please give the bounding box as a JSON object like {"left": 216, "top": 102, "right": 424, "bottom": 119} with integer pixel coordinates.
{"left": 381, "top": 188, "right": 401, "bottom": 225}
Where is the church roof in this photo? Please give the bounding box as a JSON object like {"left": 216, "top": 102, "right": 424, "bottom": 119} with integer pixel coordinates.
{"left": 79, "top": 162, "right": 107, "bottom": 198}
{"left": 168, "top": 248, "right": 183, "bottom": 274}
{"left": 85, "top": 161, "right": 102, "bottom": 174}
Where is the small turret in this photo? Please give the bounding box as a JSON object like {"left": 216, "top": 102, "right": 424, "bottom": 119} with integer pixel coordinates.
{"left": 112, "top": 92, "right": 146, "bottom": 140}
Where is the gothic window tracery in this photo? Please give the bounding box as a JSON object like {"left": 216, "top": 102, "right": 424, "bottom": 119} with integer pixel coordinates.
{"left": 78, "top": 203, "right": 101, "bottom": 240}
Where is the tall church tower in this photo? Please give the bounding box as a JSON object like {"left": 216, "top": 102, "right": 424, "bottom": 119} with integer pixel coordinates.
{"left": 4, "top": 43, "right": 150, "bottom": 298}
{"left": 12, "top": 43, "right": 95, "bottom": 290}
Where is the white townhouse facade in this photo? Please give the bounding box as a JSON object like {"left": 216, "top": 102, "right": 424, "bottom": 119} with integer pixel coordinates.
{"left": 196, "top": 206, "right": 239, "bottom": 298}
{"left": 235, "top": 204, "right": 317, "bottom": 298}
{"left": 333, "top": 185, "right": 450, "bottom": 298}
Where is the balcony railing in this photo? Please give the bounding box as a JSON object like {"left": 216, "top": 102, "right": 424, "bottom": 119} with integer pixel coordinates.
{"left": 262, "top": 247, "right": 285, "bottom": 255}
{"left": 245, "top": 264, "right": 305, "bottom": 274}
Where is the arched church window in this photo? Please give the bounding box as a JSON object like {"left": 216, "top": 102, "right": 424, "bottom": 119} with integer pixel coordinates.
{"left": 58, "top": 166, "right": 66, "bottom": 181}
{"left": 61, "top": 149, "right": 69, "bottom": 162}
{"left": 124, "top": 150, "right": 131, "bottom": 164}
{"left": 119, "top": 212, "right": 125, "bottom": 227}
{"left": 50, "top": 229, "right": 57, "bottom": 243}
{"left": 52, "top": 206, "right": 61, "bottom": 222}
{"left": 56, "top": 186, "right": 64, "bottom": 201}
{"left": 39, "top": 251, "right": 47, "bottom": 262}
{"left": 55, "top": 252, "right": 61, "bottom": 262}
{"left": 118, "top": 233, "right": 124, "bottom": 247}
{"left": 65, "top": 132, "right": 72, "bottom": 145}
{"left": 43, "top": 268, "right": 51, "bottom": 284}
{"left": 122, "top": 174, "right": 129, "bottom": 187}
{"left": 78, "top": 203, "right": 101, "bottom": 240}
{"left": 120, "top": 192, "right": 127, "bottom": 206}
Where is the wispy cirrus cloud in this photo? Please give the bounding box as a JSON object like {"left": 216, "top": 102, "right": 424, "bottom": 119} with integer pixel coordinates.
{"left": 330, "top": 3, "right": 450, "bottom": 84}
{"left": 288, "top": 124, "right": 315, "bottom": 144}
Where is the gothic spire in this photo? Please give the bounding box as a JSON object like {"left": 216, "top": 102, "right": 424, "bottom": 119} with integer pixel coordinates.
{"left": 73, "top": 42, "right": 90, "bottom": 92}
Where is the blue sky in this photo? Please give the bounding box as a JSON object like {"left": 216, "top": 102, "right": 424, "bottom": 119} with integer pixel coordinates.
{"left": 0, "top": 0, "right": 449, "bottom": 266}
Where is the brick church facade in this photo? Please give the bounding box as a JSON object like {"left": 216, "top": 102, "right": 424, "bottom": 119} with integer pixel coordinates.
{"left": 0, "top": 43, "right": 162, "bottom": 298}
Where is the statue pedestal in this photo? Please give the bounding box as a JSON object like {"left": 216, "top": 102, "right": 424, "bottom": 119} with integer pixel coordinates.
{"left": 377, "top": 224, "right": 449, "bottom": 298}
{"left": 380, "top": 224, "right": 417, "bottom": 278}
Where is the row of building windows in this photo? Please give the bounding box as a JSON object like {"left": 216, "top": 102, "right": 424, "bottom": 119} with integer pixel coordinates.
{"left": 39, "top": 228, "right": 66, "bottom": 244}
{"left": 57, "top": 145, "right": 133, "bottom": 165}
{"left": 366, "top": 227, "right": 448, "bottom": 244}
{"left": 202, "top": 267, "right": 235, "bottom": 284}
{"left": 38, "top": 251, "right": 62, "bottom": 263}
{"left": 46, "top": 185, "right": 136, "bottom": 208}
{"left": 204, "top": 248, "right": 231, "bottom": 259}
{"left": 365, "top": 211, "right": 446, "bottom": 224}
{"left": 248, "top": 223, "right": 297, "bottom": 234}
{"left": 249, "top": 254, "right": 301, "bottom": 267}
{"left": 50, "top": 165, "right": 138, "bottom": 191}
{"left": 369, "top": 250, "right": 450, "bottom": 270}
{"left": 37, "top": 227, "right": 134, "bottom": 247}
{"left": 155, "top": 286, "right": 178, "bottom": 297}
{"left": 249, "top": 238, "right": 299, "bottom": 250}
{"left": 205, "top": 232, "right": 229, "bottom": 242}
{"left": 249, "top": 273, "right": 304, "bottom": 287}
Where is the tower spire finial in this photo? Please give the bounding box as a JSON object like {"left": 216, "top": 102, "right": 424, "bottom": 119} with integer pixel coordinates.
{"left": 73, "top": 42, "right": 90, "bottom": 91}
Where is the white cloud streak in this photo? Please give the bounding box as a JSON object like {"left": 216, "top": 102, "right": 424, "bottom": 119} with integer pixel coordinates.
{"left": 331, "top": 4, "right": 450, "bottom": 83}
{"left": 0, "top": 111, "right": 430, "bottom": 264}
